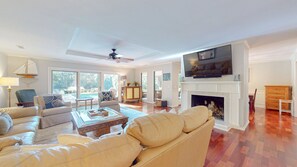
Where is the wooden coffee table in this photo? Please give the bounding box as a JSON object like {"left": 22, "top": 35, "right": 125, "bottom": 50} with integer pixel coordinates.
{"left": 71, "top": 107, "right": 128, "bottom": 137}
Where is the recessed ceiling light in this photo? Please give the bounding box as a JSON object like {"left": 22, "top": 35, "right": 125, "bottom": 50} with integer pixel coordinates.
{"left": 16, "top": 45, "right": 25, "bottom": 49}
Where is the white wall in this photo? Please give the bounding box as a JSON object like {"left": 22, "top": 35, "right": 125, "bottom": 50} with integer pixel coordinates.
{"left": 134, "top": 62, "right": 181, "bottom": 107}
{"left": 0, "top": 53, "right": 8, "bottom": 107}
{"left": 7, "top": 56, "right": 135, "bottom": 106}
{"left": 249, "top": 61, "right": 292, "bottom": 108}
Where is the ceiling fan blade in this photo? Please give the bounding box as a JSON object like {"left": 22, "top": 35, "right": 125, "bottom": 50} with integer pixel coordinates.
{"left": 118, "top": 57, "right": 134, "bottom": 63}
{"left": 66, "top": 49, "right": 108, "bottom": 59}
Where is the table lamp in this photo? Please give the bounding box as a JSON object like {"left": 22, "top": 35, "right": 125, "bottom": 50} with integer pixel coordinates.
{"left": 0, "top": 77, "right": 19, "bottom": 107}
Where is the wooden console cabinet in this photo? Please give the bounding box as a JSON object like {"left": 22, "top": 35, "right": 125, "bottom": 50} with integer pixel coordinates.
{"left": 265, "top": 85, "right": 292, "bottom": 110}
{"left": 121, "top": 86, "right": 142, "bottom": 103}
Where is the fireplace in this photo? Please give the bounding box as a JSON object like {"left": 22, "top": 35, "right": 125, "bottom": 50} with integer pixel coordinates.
{"left": 191, "top": 95, "right": 224, "bottom": 120}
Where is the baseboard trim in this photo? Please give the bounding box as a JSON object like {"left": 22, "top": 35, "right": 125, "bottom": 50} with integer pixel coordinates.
{"left": 143, "top": 100, "right": 155, "bottom": 104}
{"left": 255, "top": 104, "right": 265, "bottom": 108}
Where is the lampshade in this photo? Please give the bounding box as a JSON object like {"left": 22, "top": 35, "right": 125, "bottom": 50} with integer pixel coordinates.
{"left": 0, "top": 77, "right": 19, "bottom": 87}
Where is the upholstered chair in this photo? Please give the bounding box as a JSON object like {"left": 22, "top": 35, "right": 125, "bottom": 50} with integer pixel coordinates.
{"left": 98, "top": 90, "right": 120, "bottom": 112}
{"left": 15, "top": 89, "right": 37, "bottom": 107}
{"left": 34, "top": 95, "right": 74, "bottom": 129}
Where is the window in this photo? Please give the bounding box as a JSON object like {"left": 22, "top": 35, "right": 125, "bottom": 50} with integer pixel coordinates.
{"left": 141, "top": 72, "right": 148, "bottom": 98}
{"left": 79, "top": 72, "right": 100, "bottom": 101}
{"left": 52, "top": 71, "right": 77, "bottom": 103}
{"left": 103, "top": 74, "right": 119, "bottom": 96}
{"left": 154, "top": 71, "right": 162, "bottom": 101}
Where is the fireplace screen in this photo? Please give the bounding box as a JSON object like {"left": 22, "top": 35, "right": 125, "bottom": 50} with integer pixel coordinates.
{"left": 191, "top": 95, "right": 224, "bottom": 120}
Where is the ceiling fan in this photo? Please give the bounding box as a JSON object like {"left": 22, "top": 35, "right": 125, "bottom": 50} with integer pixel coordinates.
{"left": 66, "top": 48, "right": 134, "bottom": 63}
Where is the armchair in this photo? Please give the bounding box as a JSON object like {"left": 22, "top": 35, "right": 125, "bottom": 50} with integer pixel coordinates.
{"left": 15, "top": 89, "right": 37, "bottom": 107}
{"left": 34, "top": 95, "right": 73, "bottom": 129}
{"left": 98, "top": 90, "right": 120, "bottom": 112}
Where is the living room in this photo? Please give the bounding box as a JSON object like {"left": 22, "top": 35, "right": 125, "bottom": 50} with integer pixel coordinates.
{"left": 0, "top": 1, "right": 297, "bottom": 167}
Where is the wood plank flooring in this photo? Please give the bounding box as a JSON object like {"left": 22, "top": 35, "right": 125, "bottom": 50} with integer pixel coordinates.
{"left": 35, "top": 103, "right": 297, "bottom": 166}
{"left": 205, "top": 108, "right": 297, "bottom": 167}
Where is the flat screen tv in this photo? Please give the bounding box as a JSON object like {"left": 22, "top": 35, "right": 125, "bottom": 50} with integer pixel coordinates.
{"left": 183, "top": 45, "right": 232, "bottom": 78}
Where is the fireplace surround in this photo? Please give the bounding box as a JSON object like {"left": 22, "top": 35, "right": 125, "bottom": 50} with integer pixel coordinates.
{"left": 181, "top": 81, "right": 243, "bottom": 131}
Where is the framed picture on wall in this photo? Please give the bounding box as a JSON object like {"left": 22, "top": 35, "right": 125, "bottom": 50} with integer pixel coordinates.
{"left": 163, "top": 73, "right": 171, "bottom": 81}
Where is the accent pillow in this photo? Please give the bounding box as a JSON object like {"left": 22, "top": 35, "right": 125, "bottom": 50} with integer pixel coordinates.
{"left": 43, "top": 95, "right": 65, "bottom": 109}
{"left": 0, "top": 113, "right": 13, "bottom": 135}
{"left": 100, "top": 91, "right": 113, "bottom": 101}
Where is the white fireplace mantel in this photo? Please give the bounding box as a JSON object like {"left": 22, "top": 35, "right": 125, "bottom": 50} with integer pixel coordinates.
{"left": 181, "top": 81, "right": 242, "bottom": 131}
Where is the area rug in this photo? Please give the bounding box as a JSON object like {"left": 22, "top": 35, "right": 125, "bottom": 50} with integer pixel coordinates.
{"left": 120, "top": 107, "right": 147, "bottom": 124}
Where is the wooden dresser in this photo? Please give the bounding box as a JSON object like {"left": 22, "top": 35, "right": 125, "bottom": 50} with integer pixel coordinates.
{"left": 121, "top": 86, "right": 142, "bottom": 103}
{"left": 265, "top": 85, "right": 292, "bottom": 110}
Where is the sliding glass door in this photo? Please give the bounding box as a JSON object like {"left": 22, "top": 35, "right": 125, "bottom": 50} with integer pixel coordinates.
{"left": 79, "top": 72, "right": 100, "bottom": 101}
{"left": 154, "top": 71, "right": 162, "bottom": 101}
{"left": 141, "top": 72, "right": 148, "bottom": 99}
{"left": 51, "top": 70, "right": 120, "bottom": 103}
{"left": 52, "top": 70, "right": 77, "bottom": 103}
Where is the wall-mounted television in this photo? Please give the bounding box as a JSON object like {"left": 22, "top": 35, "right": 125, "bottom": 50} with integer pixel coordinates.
{"left": 183, "top": 45, "right": 232, "bottom": 78}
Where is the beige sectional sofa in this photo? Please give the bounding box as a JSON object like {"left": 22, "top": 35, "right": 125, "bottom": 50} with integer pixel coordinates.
{"left": 0, "top": 106, "right": 214, "bottom": 167}
{"left": 0, "top": 107, "right": 39, "bottom": 145}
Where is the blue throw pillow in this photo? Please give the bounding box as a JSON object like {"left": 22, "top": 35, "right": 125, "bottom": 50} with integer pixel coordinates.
{"left": 43, "top": 95, "right": 65, "bottom": 109}
{"left": 101, "top": 91, "right": 113, "bottom": 101}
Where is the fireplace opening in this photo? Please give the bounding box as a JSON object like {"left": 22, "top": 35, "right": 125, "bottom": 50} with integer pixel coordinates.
{"left": 191, "top": 95, "right": 224, "bottom": 120}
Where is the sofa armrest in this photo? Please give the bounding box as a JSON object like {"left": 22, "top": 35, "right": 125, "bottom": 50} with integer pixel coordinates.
{"left": 57, "top": 134, "right": 94, "bottom": 145}
{"left": 0, "top": 107, "right": 38, "bottom": 119}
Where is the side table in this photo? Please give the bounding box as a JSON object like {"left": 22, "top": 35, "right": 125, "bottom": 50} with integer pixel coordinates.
{"left": 76, "top": 98, "right": 94, "bottom": 110}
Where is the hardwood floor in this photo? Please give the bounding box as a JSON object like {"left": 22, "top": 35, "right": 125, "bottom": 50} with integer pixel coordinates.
{"left": 35, "top": 103, "right": 297, "bottom": 166}
{"left": 205, "top": 108, "right": 297, "bottom": 167}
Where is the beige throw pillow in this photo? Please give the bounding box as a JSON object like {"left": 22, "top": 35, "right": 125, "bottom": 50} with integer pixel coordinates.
{"left": 0, "top": 113, "right": 13, "bottom": 135}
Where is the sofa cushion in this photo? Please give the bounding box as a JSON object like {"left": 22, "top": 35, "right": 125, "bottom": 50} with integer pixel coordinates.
{"left": 41, "top": 106, "right": 72, "bottom": 117}
{"left": 2, "top": 122, "right": 38, "bottom": 137}
{"left": 11, "top": 132, "right": 36, "bottom": 145}
{"left": 179, "top": 106, "right": 209, "bottom": 133}
{"left": 100, "top": 100, "right": 119, "bottom": 106}
{"left": 0, "top": 134, "right": 142, "bottom": 167}
{"left": 13, "top": 116, "right": 39, "bottom": 125}
{"left": 43, "top": 95, "right": 65, "bottom": 109}
{"left": 0, "top": 136, "right": 22, "bottom": 151}
{"left": 0, "top": 113, "right": 13, "bottom": 135}
{"left": 126, "top": 113, "right": 184, "bottom": 148}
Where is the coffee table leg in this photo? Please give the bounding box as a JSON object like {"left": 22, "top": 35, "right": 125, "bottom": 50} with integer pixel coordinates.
{"left": 93, "top": 127, "right": 110, "bottom": 137}
{"left": 91, "top": 100, "right": 93, "bottom": 109}
{"left": 85, "top": 100, "right": 87, "bottom": 110}
{"left": 122, "top": 122, "right": 127, "bottom": 129}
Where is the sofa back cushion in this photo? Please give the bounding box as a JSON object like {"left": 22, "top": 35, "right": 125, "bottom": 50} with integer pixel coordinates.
{"left": 179, "top": 106, "right": 209, "bottom": 133}
{"left": 0, "top": 113, "right": 13, "bottom": 135}
{"left": 42, "top": 95, "right": 65, "bottom": 109}
{"left": 126, "top": 113, "right": 184, "bottom": 148}
{"left": 0, "top": 134, "right": 142, "bottom": 167}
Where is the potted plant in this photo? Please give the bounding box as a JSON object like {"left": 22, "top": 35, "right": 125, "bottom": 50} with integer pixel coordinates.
{"left": 134, "top": 82, "right": 139, "bottom": 86}
{"left": 127, "top": 82, "right": 131, "bottom": 86}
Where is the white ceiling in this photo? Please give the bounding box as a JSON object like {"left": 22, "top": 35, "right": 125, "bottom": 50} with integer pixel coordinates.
{"left": 0, "top": 0, "right": 297, "bottom": 67}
